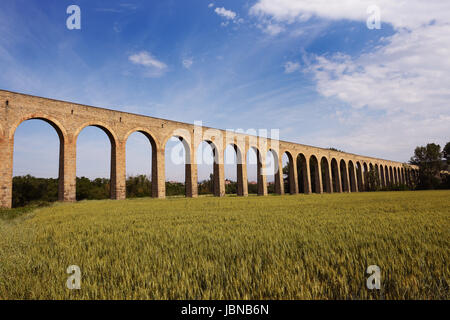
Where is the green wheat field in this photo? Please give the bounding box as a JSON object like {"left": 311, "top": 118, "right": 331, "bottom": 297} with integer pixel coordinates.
{"left": 0, "top": 190, "right": 449, "bottom": 300}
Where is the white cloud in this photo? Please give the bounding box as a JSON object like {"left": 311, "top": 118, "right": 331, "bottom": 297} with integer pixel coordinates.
{"left": 284, "top": 61, "right": 300, "bottom": 74}
{"left": 208, "top": 3, "right": 214, "bottom": 8}
{"left": 262, "top": 23, "right": 284, "bottom": 35}
{"left": 249, "top": 0, "right": 450, "bottom": 29}
{"left": 306, "top": 25, "right": 450, "bottom": 117}
{"left": 129, "top": 51, "right": 167, "bottom": 70}
{"left": 128, "top": 51, "right": 168, "bottom": 77}
{"left": 249, "top": 0, "right": 450, "bottom": 161}
{"left": 182, "top": 57, "right": 193, "bottom": 69}
{"left": 215, "top": 7, "right": 237, "bottom": 20}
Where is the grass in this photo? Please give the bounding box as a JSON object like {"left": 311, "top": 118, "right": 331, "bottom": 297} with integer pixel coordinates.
{"left": 0, "top": 190, "right": 448, "bottom": 300}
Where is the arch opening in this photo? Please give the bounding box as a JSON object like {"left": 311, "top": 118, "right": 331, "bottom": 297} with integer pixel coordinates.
{"left": 283, "top": 152, "right": 296, "bottom": 194}
{"left": 246, "top": 147, "right": 266, "bottom": 195}
{"left": 224, "top": 144, "right": 244, "bottom": 195}
{"left": 12, "top": 119, "right": 62, "bottom": 207}
{"left": 125, "top": 131, "right": 157, "bottom": 198}
{"left": 297, "top": 153, "right": 309, "bottom": 194}
{"left": 197, "top": 141, "right": 216, "bottom": 196}
{"left": 331, "top": 158, "right": 340, "bottom": 193}
{"left": 356, "top": 162, "right": 363, "bottom": 191}
{"left": 265, "top": 149, "right": 278, "bottom": 194}
{"left": 348, "top": 161, "right": 357, "bottom": 192}
{"left": 165, "top": 136, "right": 190, "bottom": 197}
{"left": 76, "top": 125, "right": 115, "bottom": 200}
{"left": 309, "top": 155, "right": 321, "bottom": 194}
{"left": 340, "top": 160, "right": 349, "bottom": 192}
{"left": 321, "top": 157, "right": 332, "bottom": 193}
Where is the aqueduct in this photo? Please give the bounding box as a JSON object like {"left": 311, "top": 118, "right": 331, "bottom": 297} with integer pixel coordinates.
{"left": 0, "top": 90, "right": 419, "bottom": 208}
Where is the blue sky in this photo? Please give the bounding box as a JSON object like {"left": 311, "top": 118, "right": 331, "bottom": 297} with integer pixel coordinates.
{"left": 2, "top": 0, "right": 449, "bottom": 182}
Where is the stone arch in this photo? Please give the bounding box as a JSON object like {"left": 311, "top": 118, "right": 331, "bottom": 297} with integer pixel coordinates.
{"left": 10, "top": 114, "right": 69, "bottom": 202}
{"left": 124, "top": 128, "right": 160, "bottom": 198}
{"left": 124, "top": 128, "right": 159, "bottom": 150}
{"left": 340, "top": 159, "right": 349, "bottom": 192}
{"left": 162, "top": 128, "right": 192, "bottom": 153}
{"left": 198, "top": 139, "right": 224, "bottom": 197}
{"left": 75, "top": 121, "right": 120, "bottom": 200}
{"left": 320, "top": 157, "right": 332, "bottom": 193}
{"left": 331, "top": 158, "right": 341, "bottom": 193}
{"left": 165, "top": 134, "right": 195, "bottom": 197}
{"left": 348, "top": 160, "right": 357, "bottom": 192}
{"left": 9, "top": 114, "right": 68, "bottom": 141}
{"left": 309, "top": 155, "right": 321, "bottom": 193}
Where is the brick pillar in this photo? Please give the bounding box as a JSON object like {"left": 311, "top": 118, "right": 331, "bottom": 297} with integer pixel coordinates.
{"left": 341, "top": 162, "right": 350, "bottom": 192}
{"left": 334, "top": 163, "right": 342, "bottom": 193}
{"left": 213, "top": 148, "right": 225, "bottom": 197}
{"left": 327, "top": 161, "right": 334, "bottom": 193}
{"left": 360, "top": 167, "right": 366, "bottom": 191}
{"left": 378, "top": 166, "right": 383, "bottom": 188}
{"left": 0, "top": 135, "right": 13, "bottom": 208}
{"left": 290, "top": 157, "right": 299, "bottom": 194}
{"left": 315, "top": 161, "right": 323, "bottom": 194}
{"left": 60, "top": 136, "right": 76, "bottom": 202}
{"left": 257, "top": 151, "right": 267, "bottom": 196}
{"left": 352, "top": 166, "right": 359, "bottom": 192}
{"left": 274, "top": 156, "right": 284, "bottom": 195}
{"left": 152, "top": 147, "right": 165, "bottom": 198}
{"left": 325, "top": 161, "right": 333, "bottom": 193}
{"left": 110, "top": 140, "right": 126, "bottom": 200}
{"left": 304, "top": 160, "right": 312, "bottom": 194}
{"left": 346, "top": 164, "right": 352, "bottom": 193}
{"left": 237, "top": 156, "right": 248, "bottom": 196}
{"left": 185, "top": 145, "right": 198, "bottom": 197}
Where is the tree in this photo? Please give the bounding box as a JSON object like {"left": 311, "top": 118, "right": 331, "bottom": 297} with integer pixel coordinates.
{"left": 366, "top": 168, "right": 380, "bottom": 191}
{"left": 443, "top": 141, "right": 450, "bottom": 164}
{"left": 410, "top": 143, "right": 443, "bottom": 189}
{"left": 328, "top": 147, "right": 344, "bottom": 153}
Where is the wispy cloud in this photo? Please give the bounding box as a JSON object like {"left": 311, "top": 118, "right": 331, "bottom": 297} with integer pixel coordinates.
{"left": 182, "top": 57, "right": 194, "bottom": 69}
{"left": 215, "top": 7, "right": 236, "bottom": 20}
{"left": 128, "top": 51, "right": 168, "bottom": 77}
{"left": 213, "top": 6, "right": 244, "bottom": 27}
{"left": 250, "top": 0, "right": 450, "bottom": 160}
{"left": 284, "top": 61, "right": 300, "bottom": 74}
